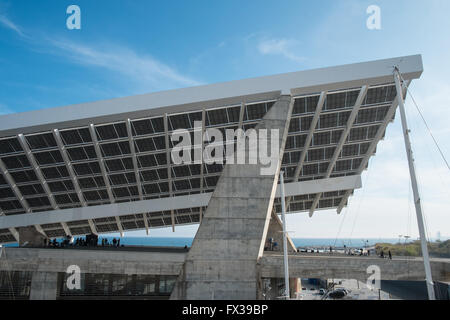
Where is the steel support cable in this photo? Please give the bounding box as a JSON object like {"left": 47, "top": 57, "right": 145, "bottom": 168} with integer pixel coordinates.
{"left": 333, "top": 205, "right": 349, "bottom": 248}
{"left": 397, "top": 73, "right": 450, "bottom": 172}
{"left": 348, "top": 158, "right": 373, "bottom": 240}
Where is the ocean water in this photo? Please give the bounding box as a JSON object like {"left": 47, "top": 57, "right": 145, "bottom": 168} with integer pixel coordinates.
{"left": 1, "top": 237, "right": 402, "bottom": 248}
{"left": 68, "top": 237, "right": 401, "bottom": 248}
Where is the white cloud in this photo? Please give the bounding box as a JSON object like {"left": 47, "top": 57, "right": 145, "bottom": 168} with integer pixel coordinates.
{"left": 48, "top": 39, "right": 202, "bottom": 92}
{"left": 0, "top": 13, "right": 201, "bottom": 93}
{"left": 0, "top": 13, "right": 25, "bottom": 37}
{"left": 258, "top": 38, "right": 304, "bottom": 63}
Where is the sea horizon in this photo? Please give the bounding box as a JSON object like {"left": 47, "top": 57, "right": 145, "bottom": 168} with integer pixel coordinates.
{"left": 3, "top": 236, "right": 448, "bottom": 248}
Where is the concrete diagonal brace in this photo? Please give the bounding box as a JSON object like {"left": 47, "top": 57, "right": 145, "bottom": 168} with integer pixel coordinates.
{"left": 170, "top": 94, "right": 294, "bottom": 300}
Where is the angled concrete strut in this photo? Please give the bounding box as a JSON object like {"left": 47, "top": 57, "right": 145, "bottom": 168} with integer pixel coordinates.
{"left": 170, "top": 95, "right": 294, "bottom": 300}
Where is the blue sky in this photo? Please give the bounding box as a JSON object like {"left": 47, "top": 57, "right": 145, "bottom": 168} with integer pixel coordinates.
{"left": 0, "top": 0, "right": 449, "bottom": 239}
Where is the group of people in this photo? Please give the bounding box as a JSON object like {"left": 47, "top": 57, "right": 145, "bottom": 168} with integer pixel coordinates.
{"left": 44, "top": 234, "right": 123, "bottom": 248}
{"left": 379, "top": 250, "right": 393, "bottom": 260}
{"left": 265, "top": 238, "right": 279, "bottom": 251}
{"left": 101, "top": 237, "right": 121, "bottom": 247}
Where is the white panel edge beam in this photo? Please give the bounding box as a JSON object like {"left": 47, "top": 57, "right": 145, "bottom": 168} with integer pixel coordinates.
{"left": 199, "top": 108, "right": 206, "bottom": 224}
{"left": 0, "top": 176, "right": 361, "bottom": 230}
{"left": 277, "top": 175, "right": 361, "bottom": 198}
{"left": 309, "top": 85, "right": 368, "bottom": 217}
{"left": 0, "top": 55, "right": 423, "bottom": 137}
{"left": 164, "top": 114, "right": 175, "bottom": 232}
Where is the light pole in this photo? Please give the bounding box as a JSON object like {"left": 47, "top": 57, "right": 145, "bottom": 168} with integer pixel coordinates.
{"left": 279, "top": 170, "right": 290, "bottom": 300}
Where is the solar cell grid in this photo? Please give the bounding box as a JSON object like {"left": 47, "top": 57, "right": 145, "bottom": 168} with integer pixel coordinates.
{"left": 33, "top": 150, "right": 64, "bottom": 165}
{"left": 100, "top": 141, "right": 131, "bottom": 157}
{"left": 0, "top": 138, "right": 22, "bottom": 155}
{"left": 140, "top": 169, "right": 158, "bottom": 182}
{"left": 1, "top": 155, "right": 30, "bottom": 169}
{"left": 67, "top": 146, "right": 97, "bottom": 161}
{"left": 18, "top": 183, "right": 44, "bottom": 196}
{"left": 26, "top": 196, "right": 50, "bottom": 208}
{"left": 0, "top": 200, "right": 22, "bottom": 211}
{"left": 73, "top": 162, "right": 101, "bottom": 176}
{"left": 95, "top": 123, "right": 128, "bottom": 141}
{"left": 0, "top": 187, "right": 14, "bottom": 198}
{"left": 131, "top": 119, "right": 154, "bottom": 136}
{"left": 60, "top": 128, "right": 92, "bottom": 145}
{"left": 55, "top": 193, "right": 79, "bottom": 205}
{"left": 169, "top": 114, "right": 191, "bottom": 130}
{"left": 25, "top": 133, "right": 57, "bottom": 150}
{"left": 10, "top": 170, "right": 38, "bottom": 183}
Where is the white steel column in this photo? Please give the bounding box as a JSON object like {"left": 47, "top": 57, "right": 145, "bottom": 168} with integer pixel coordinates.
{"left": 279, "top": 171, "right": 290, "bottom": 300}
{"left": 89, "top": 124, "right": 123, "bottom": 237}
{"left": 309, "top": 86, "right": 368, "bottom": 217}
{"left": 394, "top": 68, "right": 435, "bottom": 300}
{"left": 164, "top": 114, "right": 176, "bottom": 232}
{"left": 198, "top": 108, "right": 206, "bottom": 224}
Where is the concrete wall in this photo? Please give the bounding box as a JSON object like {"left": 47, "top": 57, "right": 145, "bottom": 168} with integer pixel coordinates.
{"left": 2, "top": 248, "right": 449, "bottom": 300}
{"left": 260, "top": 254, "right": 450, "bottom": 282}
{"left": 0, "top": 247, "right": 186, "bottom": 276}
{"left": 29, "top": 271, "right": 58, "bottom": 300}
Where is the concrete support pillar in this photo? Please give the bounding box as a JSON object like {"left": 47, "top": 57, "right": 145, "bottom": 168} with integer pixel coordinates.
{"left": 170, "top": 95, "right": 294, "bottom": 300}
{"left": 289, "top": 277, "right": 300, "bottom": 299}
{"left": 29, "top": 271, "right": 58, "bottom": 300}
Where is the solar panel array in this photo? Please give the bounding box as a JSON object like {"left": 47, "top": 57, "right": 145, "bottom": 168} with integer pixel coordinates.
{"left": 0, "top": 84, "right": 397, "bottom": 242}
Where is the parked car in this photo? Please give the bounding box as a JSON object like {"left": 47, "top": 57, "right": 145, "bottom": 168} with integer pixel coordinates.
{"left": 328, "top": 288, "right": 348, "bottom": 299}
{"left": 319, "top": 288, "right": 326, "bottom": 295}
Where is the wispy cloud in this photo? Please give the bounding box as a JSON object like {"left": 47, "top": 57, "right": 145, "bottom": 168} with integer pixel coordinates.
{"left": 0, "top": 12, "right": 200, "bottom": 93}
{"left": 47, "top": 38, "right": 202, "bottom": 92}
{"left": 0, "top": 13, "right": 25, "bottom": 37}
{"left": 258, "top": 38, "right": 305, "bottom": 63}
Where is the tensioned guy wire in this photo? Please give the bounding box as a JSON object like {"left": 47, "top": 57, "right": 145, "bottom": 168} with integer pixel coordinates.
{"left": 397, "top": 72, "right": 450, "bottom": 171}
